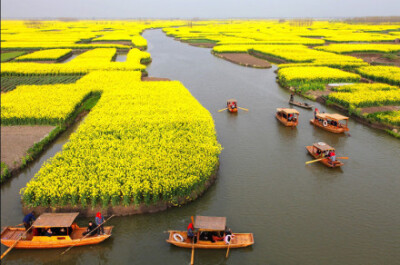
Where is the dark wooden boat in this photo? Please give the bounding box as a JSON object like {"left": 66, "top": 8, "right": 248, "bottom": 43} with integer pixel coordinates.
{"left": 1, "top": 213, "right": 113, "bottom": 249}
{"left": 166, "top": 216, "right": 254, "bottom": 249}
{"left": 306, "top": 142, "right": 344, "bottom": 168}
{"left": 289, "top": 100, "right": 313, "bottom": 109}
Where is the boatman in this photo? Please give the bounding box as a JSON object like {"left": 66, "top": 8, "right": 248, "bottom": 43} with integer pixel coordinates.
{"left": 187, "top": 221, "right": 195, "bottom": 241}
{"left": 314, "top": 108, "right": 319, "bottom": 120}
{"left": 95, "top": 212, "right": 105, "bottom": 235}
{"left": 290, "top": 93, "right": 294, "bottom": 102}
{"left": 23, "top": 211, "right": 36, "bottom": 231}
{"left": 329, "top": 151, "right": 336, "bottom": 165}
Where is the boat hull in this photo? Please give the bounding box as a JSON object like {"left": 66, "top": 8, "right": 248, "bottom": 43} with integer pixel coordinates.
{"left": 166, "top": 231, "right": 254, "bottom": 249}
{"left": 310, "top": 119, "right": 349, "bottom": 133}
{"left": 228, "top": 107, "right": 238, "bottom": 113}
{"left": 289, "top": 100, "right": 312, "bottom": 109}
{"left": 306, "top": 146, "right": 343, "bottom": 168}
{"left": 1, "top": 226, "right": 113, "bottom": 249}
{"left": 276, "top": 113, "right": 298, "bottom": 127}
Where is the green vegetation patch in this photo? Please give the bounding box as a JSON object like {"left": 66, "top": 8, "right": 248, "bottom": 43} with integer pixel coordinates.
{"left": 1, "top": 75, "right": 84, "bottom": 92}
{"left": 1, "top": 51, "right": 26, "bottom": 62}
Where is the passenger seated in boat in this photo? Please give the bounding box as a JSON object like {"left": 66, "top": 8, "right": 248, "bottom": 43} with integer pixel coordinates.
{"left": 83, "top": 221, "right": 97, "bottom": 236}
{"left": 231, "top": 102, "right": 237, "bottom": 109}
{"left": 288, "top": 114, "right": 293, "bottom": 121}
{"left": 199, "top": 231, "right": 211, "bottom": 241}
{"left": 59, "top": 228, "right": 67, "bottom": 235}
{"left": 32, "top": 228, "right": 40, "bottom": 236}
{"left": 211, "top": 232, "right": 224, "bottom": 243}
{"left": 44, "top": 228, "right": 53, "bottom": 237}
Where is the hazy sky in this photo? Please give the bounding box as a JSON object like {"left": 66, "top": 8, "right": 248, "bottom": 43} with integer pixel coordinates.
{"left": 2, "top": 0, "right": 400, "bottom": 19}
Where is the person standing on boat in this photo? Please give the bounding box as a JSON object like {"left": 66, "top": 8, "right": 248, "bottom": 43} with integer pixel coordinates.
{"left": 95, "top": 212, "right": 105, "bottom": 235}
{"left": 23, "top": 211, "right": 36, "bottom": 231}
{"left": 290, "top": 93, "right": 294, "bottom": 102}
{"left": 329, "top": 151, "right": 336, "bottom": 165}
{"left": 187, "top": 221, "right": 196, "bottom": 241}
{"left": 314, "top": 108, "right": 319, "bottom": 120}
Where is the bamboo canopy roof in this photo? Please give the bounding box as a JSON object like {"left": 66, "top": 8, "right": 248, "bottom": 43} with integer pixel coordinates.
{"left": 227, "top": 99, "right": 237, "bottom": 103}
{"left": 32, "top": 213, "right": 79, "bottom": 228}
{"left": 317, "top": 113, "right": 348, "bottom": 121}
{"left": 194, "top": 216, "right": 226, "bottom": 231}
{"left": 276, "top": 108, "right": 299, "bottom": 114}
{"left": 313, "top": 142, "right": 335, "bottom": 152}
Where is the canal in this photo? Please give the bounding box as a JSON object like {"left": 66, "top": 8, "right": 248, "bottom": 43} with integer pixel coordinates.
{"left": 1, "top": 29, "right": 400, "bottom": 265}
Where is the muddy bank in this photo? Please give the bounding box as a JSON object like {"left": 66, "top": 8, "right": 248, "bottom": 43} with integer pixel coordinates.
{"left": 1, "top": 126, "right": 55, "bottom": 171}
{"left": 22, "top": 164, "right": 219, "bottom": 217}
{"left": 188, "top": 43, "right": 216, "bottom": 48}
{"left": 249, "top": 50, "right": 288, "bottom": 64}
{"left": 213, "top": 52, "right": 271, "bottom": 68}
{"left": 141, "top": 76, "right": 171, "bottom": 81}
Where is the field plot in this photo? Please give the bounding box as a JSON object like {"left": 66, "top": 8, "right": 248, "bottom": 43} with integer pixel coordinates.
{"left": 13, "top": 49, "right": 72, "bottom": 62}
{"left": 21, "top": 71, "right": 221, "bottom": 209}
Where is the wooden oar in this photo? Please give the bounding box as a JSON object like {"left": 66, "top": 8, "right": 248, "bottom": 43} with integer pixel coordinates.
{"left": 1, "top": 226, "right": 32, "bottom": 260}
{"left": 305, "top": 157, "right": 325, "bottom": 165}
{"left": 190, "top": 216, "right": 195, "bottom": 265}
{"left": 238, "top": 107, "right": 248, "bottom": 111}
{"left": 306, "top": 156, "right": 349, "bottom": 165}
{"left": 218, "top": 108, "right": 228, "bottom": 112}
{"left": 225, "top": 236, "right": 231, "bottom": 258}
{"left": 60, "top": 214, "right": 115, "bottom": 255}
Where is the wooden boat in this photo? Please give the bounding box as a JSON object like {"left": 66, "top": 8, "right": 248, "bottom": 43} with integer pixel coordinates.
{"left": 310, "top": 113, "right": 349, "bottom": 133}
{"left": 166, "top": 216, "right": 254, "bottom": 249}
{"left": 289, "top": 100, "right": 313, "bottom": 110}
{"left": 276, "top": 108, "right": 299, "bottom": 127}
{"left": 227, "top": 99, "right": 238, "bottom": 113}
{"left": 1, "top": 213, "right": 113, "bottom": 249}
{"left": 306, "top": 142, "right": 344, "bottom": 168}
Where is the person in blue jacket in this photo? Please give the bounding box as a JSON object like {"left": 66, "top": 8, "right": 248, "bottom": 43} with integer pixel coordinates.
{"left": 23, "top": 211, "right": 36, "bottom": 231}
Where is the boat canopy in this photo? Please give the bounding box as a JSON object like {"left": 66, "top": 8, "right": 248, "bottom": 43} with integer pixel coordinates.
{"left": 194, "top": 216, "right": 226, "bottom": 231}
{"left": 227, "top": 99, "right": 237, "bottom": 104}
{"left": 313, "top": 142, "right": 335, "bottom": 152}
{"left": 32, "top": 213, "right": 79, "bottom": 228}
{"left": 317, "top": 113, "right": 348, "bottom": 121}
{"left": 276, "top": 108, "right": 299, "bottom": 114}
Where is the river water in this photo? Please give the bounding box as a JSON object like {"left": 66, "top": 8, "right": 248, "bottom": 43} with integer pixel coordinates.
{"left": 1, "top": 29, "right": 400, "bottom": 265}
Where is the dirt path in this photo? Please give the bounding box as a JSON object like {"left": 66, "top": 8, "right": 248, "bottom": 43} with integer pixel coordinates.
{"left": 213, "top": 53, "right": 271, "bottom": 68}
{"left": 360, "top": 106, "right": 400, "bottom": 114}
{"left": 350, "top": 53, "right": 400, "bottom": 67}
{"left": 91, "top": 41, "right": 132, "bottom": 46}
{"left": 1, "top": 126, "right": 55, "bottom": 170}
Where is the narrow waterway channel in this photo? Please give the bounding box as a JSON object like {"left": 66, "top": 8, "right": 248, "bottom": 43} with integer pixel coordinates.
{"left": 1, "top": 29, "right": 400, "bottom": 265}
